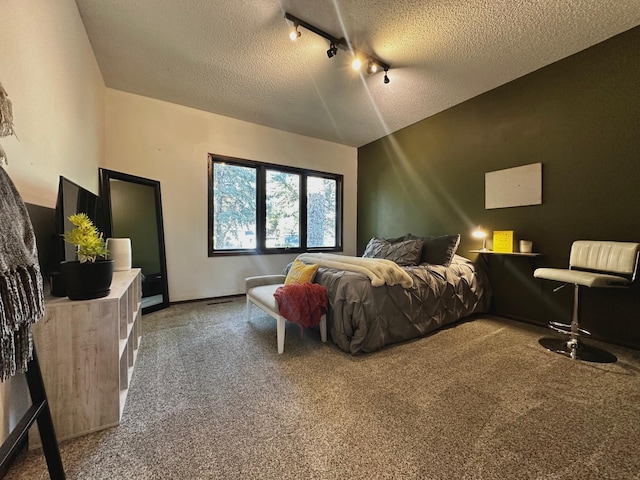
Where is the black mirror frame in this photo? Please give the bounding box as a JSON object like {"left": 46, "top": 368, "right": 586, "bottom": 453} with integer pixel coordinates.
{"left": 99, "top": 168, "right": 170, "bottom": 314}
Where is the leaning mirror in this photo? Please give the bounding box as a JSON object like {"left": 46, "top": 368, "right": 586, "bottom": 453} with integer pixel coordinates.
{"left": 99, "top": 168, "right": 170, "bottom": 314}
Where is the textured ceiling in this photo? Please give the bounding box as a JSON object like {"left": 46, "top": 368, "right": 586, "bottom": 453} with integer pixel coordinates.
{"left": 75, "top": 0, "right": 640, "bottom": 147}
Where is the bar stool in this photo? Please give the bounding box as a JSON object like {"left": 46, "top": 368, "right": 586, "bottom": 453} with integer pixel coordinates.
{"left": 534, "top": 240, "right": 640, "bottom": 363}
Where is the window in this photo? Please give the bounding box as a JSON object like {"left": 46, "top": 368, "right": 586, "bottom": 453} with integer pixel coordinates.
{"left": 265, "top": 170, "right": 300, "bottom": 248}
{"left": 307, "top": 176, "right": 337, "bottom": 248}
{"left": 208, "top": 154, "right": 343, "bottom": 256}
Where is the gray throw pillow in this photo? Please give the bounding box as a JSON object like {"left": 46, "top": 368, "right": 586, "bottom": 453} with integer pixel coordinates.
{"left": 362, "top": 237, "right": 423, "bottom": 266}
{"left": 384, "top": 235, "right": 406, "bottom": 244}
{"left": 362, "top": 237, "right": 386, "bottom": 258}
{"left": 404, "top": 233, "right": 461, "bottom": 266}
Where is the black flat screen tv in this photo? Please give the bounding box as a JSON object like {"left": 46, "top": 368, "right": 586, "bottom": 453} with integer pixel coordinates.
{"left": 54, "top": 176, "right": 104, "bottom": 266}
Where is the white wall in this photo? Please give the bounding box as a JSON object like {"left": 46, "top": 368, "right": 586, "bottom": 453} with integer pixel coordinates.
{"left": 0, "top": 0, "right": 105, "bottom": 441}
{"left": 0, "top": 0, "right": 105, "bottom": 203}
{"left": 104, "top": 89, "right": 358, "bottom": 301}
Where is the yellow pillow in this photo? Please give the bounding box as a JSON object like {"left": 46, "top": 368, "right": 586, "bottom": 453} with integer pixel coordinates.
{"left": 285, "top": 259, "right": 319, "bottom": 285}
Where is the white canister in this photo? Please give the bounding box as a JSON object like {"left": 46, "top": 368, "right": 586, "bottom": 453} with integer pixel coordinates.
{"left": 519, "top": 240, "right": 533, "bottom": 253}
{"left": 106, "top": 238, "right": 132, "bottom": 271}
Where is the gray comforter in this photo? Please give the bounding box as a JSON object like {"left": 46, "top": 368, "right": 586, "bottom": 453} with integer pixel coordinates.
{"left": 313, "top": 255, "right": 491, "bottom": 354}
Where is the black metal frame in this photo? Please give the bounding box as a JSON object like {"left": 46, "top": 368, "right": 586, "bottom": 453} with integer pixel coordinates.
{"left": 99, "top": 168, "right": 170, "bottom": 314}
{"left": 0, "top": 346, "right": 65, "bottom": 479}
{"left": 208, "top": 153, "right": 344, "bottom": 257}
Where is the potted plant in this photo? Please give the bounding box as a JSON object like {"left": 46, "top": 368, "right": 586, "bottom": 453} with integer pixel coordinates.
{"left": 61, "top": 213, "right": 114, "bottom": 300}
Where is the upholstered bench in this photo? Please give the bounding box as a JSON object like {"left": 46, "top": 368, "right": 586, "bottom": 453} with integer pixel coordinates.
{"left": 245, "top": 274, "right": 327, "bottom": 354}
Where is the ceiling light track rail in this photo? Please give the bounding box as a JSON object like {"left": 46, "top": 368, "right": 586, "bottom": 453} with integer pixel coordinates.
{"left": 284, "top": 12, "right": 390, "bottom": 84}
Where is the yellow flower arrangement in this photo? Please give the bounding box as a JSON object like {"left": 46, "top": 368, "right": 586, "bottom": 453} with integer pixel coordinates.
{"left": 63, "top": 213, "right": 108, "bottom": 263}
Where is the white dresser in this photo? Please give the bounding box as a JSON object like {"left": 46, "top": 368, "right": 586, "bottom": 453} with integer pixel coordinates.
{"left": 30, "top": 269, "right": 142, "bottom": 447}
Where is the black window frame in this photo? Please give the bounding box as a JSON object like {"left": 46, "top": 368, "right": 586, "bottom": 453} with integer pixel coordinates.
{"left": 208, "top": 154, "right": 343, "bottom": 256}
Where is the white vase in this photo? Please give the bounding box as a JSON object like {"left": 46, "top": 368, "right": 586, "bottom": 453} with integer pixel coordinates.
{"left": 106, "top": 238, "right": 132, "bottom": 271}
{"left": 519, "top": 240, "right": 533, "bottom": 253}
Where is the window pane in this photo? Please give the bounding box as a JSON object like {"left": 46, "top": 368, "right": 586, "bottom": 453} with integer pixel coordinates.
{"left": 307, "top": 176, "right": 336, "bottom": 248}
{"left": 212, "top": 163, "right": 256, "bottom": 250}
{"left": 265, "top": 170, "right": 300, "bottom": 248}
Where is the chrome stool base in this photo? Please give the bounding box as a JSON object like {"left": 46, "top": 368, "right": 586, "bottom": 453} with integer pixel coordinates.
{"left": 539, "top": 337, "right": 616, "bottom": 363}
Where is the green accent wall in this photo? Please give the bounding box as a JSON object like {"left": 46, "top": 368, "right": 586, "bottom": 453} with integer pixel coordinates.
{"left": 357, "top": 26, "right": 640, "bottom": 349}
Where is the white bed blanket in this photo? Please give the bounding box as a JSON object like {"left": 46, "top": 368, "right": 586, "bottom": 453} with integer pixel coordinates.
{"left": 296, "top": 253, "right": 414, "bottom": 288}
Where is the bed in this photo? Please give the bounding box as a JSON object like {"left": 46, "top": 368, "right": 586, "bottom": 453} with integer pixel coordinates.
{"left": 294, "top": 235, "right": 491, "bottom": 354}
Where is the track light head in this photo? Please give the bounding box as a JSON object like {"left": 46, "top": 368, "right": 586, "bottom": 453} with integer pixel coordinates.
{"left": 289, "top": 24, "right": 301, "bottom": 41}
{"left": 366, "top": 61, "right": 378, "bottom": 74}
{"left": 327, "top": 43, "right": 338, "bottom": 58}
{"left": 383, "top": 69, "right": 390, "bottom": 84}
{"left": 352, "top": 57, "right": 362, "bottom": 71}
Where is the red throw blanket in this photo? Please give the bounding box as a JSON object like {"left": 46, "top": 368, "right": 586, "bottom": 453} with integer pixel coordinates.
{"left": 274, "top": 283, "right": 328, "bottom": 331}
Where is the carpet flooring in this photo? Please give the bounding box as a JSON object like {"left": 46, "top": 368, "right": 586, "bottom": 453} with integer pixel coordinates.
{"left": 6, "top": 296, "right": 640, "bottom": 479}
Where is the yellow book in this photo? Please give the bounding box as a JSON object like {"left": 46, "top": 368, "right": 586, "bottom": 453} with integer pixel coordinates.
{"left": 493, "top": 230, "right": 514, "bottom": 253}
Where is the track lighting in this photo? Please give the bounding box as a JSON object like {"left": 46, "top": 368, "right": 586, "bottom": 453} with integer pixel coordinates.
{"left": 284, "top": 12, "right": 391, "bottom": 85}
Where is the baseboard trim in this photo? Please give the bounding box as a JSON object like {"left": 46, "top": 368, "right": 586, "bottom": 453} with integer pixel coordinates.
{"left": 169, "top": 293, "right": 244, "bottom": 306}
{"left": 500, "top": 313, "right": 640, "bottom": 352}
